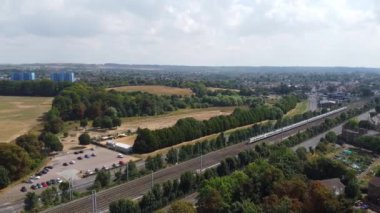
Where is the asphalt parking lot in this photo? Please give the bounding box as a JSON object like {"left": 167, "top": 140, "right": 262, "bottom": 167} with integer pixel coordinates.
{"left": 0, "top": 146, "right": 138, "bottom": 203}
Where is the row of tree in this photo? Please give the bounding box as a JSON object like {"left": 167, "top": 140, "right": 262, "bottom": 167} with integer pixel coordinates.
{"left": 133, "top": 105, "right": 284, "bottom": 153}
{"left": 0, "top": 133, "right": 62, "bottom": 189}
{"left": 0, "top": 80, "right": 71, "bottom": 96}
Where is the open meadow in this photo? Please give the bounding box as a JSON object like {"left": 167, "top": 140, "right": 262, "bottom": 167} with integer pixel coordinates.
{"left": 0, "top": 96, "right": 52, "bottom": 142}
{"left": 107, "top": 85, "right": 194, "bottom": 96}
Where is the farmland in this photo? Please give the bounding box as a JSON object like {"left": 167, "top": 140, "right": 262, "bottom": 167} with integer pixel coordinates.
{"left": 0, "top": 96, "right": 52, "bottom": 143}
{"left": 107, "top": 85, "right": 194, "bottom": 96}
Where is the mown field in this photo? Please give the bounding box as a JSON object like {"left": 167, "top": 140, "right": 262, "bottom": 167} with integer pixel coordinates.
{"left": 107, "top": 85, "right": 194, "bottom": 96}
{"left": 0, "top": 96, "right": 52, "bottom": 143}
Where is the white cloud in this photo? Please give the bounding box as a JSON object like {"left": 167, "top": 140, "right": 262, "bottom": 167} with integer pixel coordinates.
{"left": 0, "top": 0, "right": 379, "bottom": 66}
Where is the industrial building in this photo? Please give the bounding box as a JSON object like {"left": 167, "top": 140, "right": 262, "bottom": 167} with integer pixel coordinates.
{"left": 51, "top": 72, "right": 75, "bottom": 82}
{"left": 11, "top": 72, "right": 35, "bottom": 81}
{"left": 106, "top": 140, "right": 132, "bottom": 154}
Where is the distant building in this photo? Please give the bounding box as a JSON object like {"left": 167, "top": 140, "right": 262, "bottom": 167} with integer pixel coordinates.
{"left": 106, "top": 140, "right": 132, "bottom": 154}
{"left": 50, "top": 72, "right": 75, "bottom": 82}
{"left": 318, "top": 178, "right": 345, "bottom": 196}
{"left": 11, "top": 72, "right": 35, "bottom": 81}
{"left": 368, "top": 177, "right": 380, "bottom": 205}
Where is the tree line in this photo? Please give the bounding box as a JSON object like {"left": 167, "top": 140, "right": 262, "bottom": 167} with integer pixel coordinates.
{"left": 133, "top": 105, "right": 284, "bottom": 153}
{"left": 0, "top": 80, "right": 71, "bottom": 96}
{"left": 0, "top": 133, "right": 62, "bottom": 189}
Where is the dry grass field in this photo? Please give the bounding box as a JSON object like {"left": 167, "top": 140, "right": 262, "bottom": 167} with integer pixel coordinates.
{"left": 207, "top": 87, "right": 240, "bottom": 92}
{"left": 108, "top": 85, "right": 194, "bottom": 96}
{"left": 0, "top": 96, "right": 52, "bottom": 143}
{"left": 113, "top": 106, "right": 238, "bottom": 146}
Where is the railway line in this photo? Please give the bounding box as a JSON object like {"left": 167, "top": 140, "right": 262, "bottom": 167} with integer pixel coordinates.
{"left": 43, "top": 106, "right": 354, "bottom": 213}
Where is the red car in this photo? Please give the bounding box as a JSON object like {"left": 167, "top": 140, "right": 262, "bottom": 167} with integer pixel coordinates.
{"left": 119, "top": 161, "right": 124, "bottom": 165}
{"left": 41, "top": 182, "right": 48, "bottom": 188}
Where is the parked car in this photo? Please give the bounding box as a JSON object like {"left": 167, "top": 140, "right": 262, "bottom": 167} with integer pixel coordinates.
{"left": 74, "top": 151, "right": 78, "bottom": 154}
{"left": 119, "top": 161, "right": 124, "bottom": 165}
{"left": 117, "top": 154, "right": 123, "bottom": 158}
{"left": 63, "top": 162, "right": 68, "bottom": 166}
{"left": 79, "top": 150, "right": 84, "bottom": 154}
{"left": 20, "top": 186, "right": 27, "bottom": 192}
{"left": 84, "top": 154, "right": 90, "bottom": 158}
{"left": 70, "top": 160, "right": 76, "bottom": 164}
{"left": 25, "top": 179, "right": 33, "bottom": 184}
{"left": 36, "top": 183, "right": 42, "bottom": 189}
{"left": 56, "top": 178, "right": 63, "bottom": 183}
{"left": 30, "top": 185, "right": 36, "bottom": 190}
{"left": 77, "top": 156, "right": 83, "bottom": 160}
{"left": 91, "top": 153, "right": 96, "bottom": 157}
{"left": 46, "top": 166, "right": 53, "bottom": 169}
{"left": 42, "top": 182, "right": 48, "bottom": 188}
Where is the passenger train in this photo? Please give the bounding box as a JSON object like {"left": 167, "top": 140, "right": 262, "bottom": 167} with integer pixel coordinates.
{"left": 247, "top": 107, "right": 347, "bottom": 144}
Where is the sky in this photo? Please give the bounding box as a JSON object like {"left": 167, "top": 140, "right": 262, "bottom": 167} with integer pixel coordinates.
{"left": 0, "top": 0, "right": 379, "bottom": 67}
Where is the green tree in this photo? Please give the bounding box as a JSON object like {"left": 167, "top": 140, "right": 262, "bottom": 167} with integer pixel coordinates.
{"left": 80, "top": 119, "right": 88, "bottom": 127}
{"left": 94, "top": 170, "right": 111, "bottom": 188}
{"left": 325, "top": 131, "right": 337, "bottom": 143}
{"left": 345, "top": 180, "right": 361, "bottom": 199}
{"left": 41, "top": 187, "right": 59, "bottom": 206}
{"left": 24, "top": 192, "right": 38, "bottom": 211}
{"left": 109, "top": 199, "right": 141, "bottom": 213}
{"left": 122, "top": 160, "right": 139, "bottom": 181}
{"left": 59, "top": 181, "right": 70, "bottom": 202}
{"left": 179, "top": 172, "right": 196, "bottom": 194}
{"left": 295, "top": 147, "right": 308, "bottom": 161}
{"left": 0, "top": 166, "right": 10, "bottom": 189}
{"left": 79, "top": 133, "right": 91, "bottom": 145}
{"left": 15, "top": 134, "right": 43, "bottom": 159}
{"left": 40, "top": 132, "right": 63, "bottom": 152}
{"left": 168, "top": 201, "right": 196, "bottom": 213}
{"left": 197, "top": 188, "right": 227, "bottom": 213}
{"left": 166, "top": 148, "right": 178, "bottom": 165}
{"left": 0, "top": 143, "right": 32, "bottom": 180}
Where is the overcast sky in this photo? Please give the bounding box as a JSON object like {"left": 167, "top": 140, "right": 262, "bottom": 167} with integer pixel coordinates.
{"left": 0, "top": 0, "right": 379, "bottom": 67}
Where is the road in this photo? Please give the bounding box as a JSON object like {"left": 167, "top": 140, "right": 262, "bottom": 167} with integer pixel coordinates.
{"left": 40, "top": 109, "right": 351, "bottom": 213}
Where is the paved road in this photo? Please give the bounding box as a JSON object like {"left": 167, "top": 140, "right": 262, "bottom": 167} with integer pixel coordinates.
{"left": 292, "top": 110, "right": 372, "bottom": 151}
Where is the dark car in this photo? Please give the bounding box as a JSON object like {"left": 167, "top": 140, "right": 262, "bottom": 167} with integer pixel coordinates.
{"left": 77, "top": 156, "right": 83, "bottom": 160}
{"left": 36, "top": 183, "right": 42, "bottom": 189}
{"left": 84, "top": 154, "right": 90, "bottom": 158}
{"left": 79, "top": 150, "right": 84, "bottom": 154}
{"left": 91, "top": 153, "right": 96, "bottom": 157}
{"left": 63, "top": 162, "right": 68, "bottom": 166}
{"left": 30, "top": 185, "right": 36, "bottom": 190}
{"left": 50, "top": 179, "right": 57, "bottom": 185}
{"left": 42, "top": 170, "right": 48, "bottom": 174}
{"left": 36, "top": 172, "right": 43, "bottom": 176}
{"left": 74, "top": 151, "right": 78, "bottom": 154}
{"left": 46, "top": 166, "right": 53, "bottom": 169}
{"left": 21, "top": 186, "right": 27, "bottom": 192}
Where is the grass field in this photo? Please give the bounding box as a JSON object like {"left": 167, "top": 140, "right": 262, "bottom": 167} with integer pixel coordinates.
{"left": 284, "top": 100, "right": 309, "bottom": 118}
{"left": 0, "top": 96, "right": 52, "bottom": 143}
{"left": 107, "top": 85, "right": 194, "bottom": 96}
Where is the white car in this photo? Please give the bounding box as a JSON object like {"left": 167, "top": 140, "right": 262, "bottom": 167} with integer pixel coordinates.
{"left": 69, "top": 160, "right": 76, "bottom": 164}
{"left": 117, "top": 154, "right": 123, "bottom": 158}
{"left": 56, "top": 178, "right": 63, "bottom": 183}
{"left": 31, "top": 176, "right": 40, "bottom": 180}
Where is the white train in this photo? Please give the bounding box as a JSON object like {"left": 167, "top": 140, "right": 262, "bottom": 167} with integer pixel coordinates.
{"left": 247, "top": 107, "right": 347, "bottom": 144}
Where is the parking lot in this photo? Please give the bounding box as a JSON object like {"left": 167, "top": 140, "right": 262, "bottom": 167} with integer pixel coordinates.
{"left": 0, "top": 146, "right": 138, "bottom": 203}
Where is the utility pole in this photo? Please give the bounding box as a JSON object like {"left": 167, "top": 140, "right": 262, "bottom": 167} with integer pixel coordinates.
{"left": 200, "top": 144, "right": 203, "bottom": 172}
{"left": 91, "top": 190, "right": 97, "bottom": 213}
{"left": 126, "top": 162, "right": 129, "bottom": 182}
{"left": 69, "top": 177, "right": 73, "bottom": 201}
{"left": 151, "top": 170, "right": 154, "bottom": 189}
